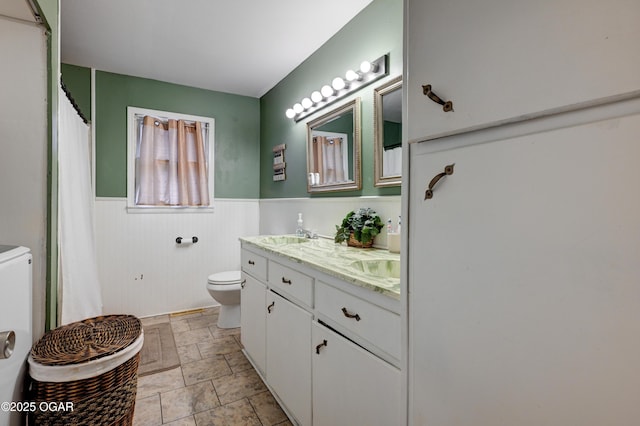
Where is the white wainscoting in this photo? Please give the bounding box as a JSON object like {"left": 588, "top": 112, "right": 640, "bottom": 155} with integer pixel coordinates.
{"left": 95, "top": 198, "right": 259, "bottom": 317}
{"left": 259, "top": 196, "right": 401, "bottom": 248}
{"left": 96, "top": 196, "right": 400, "bottom": 317}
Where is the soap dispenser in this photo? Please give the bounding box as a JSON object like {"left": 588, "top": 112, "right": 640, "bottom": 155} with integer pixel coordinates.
{"left": 296, "top": 213, "right": 304, "bottom": 237}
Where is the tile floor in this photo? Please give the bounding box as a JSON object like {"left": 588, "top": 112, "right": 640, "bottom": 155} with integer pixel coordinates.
{"left": 134, "top": 307, "right": 292, "bottom": 426}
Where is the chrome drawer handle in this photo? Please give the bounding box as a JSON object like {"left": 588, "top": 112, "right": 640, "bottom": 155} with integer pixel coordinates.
{"left": 281, "top": 277, "right": 292, "bottom": 285}
{"left": 316, "top": 339, "right": 328, "bottom": 354}
{"left": 341, "top": 307, "right": 361, "bottom": 321}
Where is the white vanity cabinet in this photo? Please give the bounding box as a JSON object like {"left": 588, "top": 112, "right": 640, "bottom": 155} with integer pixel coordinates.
{"left": 240, "top": 250, "right": 268, "bottom": 375}
{"left": 239, "top": 273, "right": 266, "bottom": 375}
{"left": 266, "top": 290, "right": 312, "bottom": 426}
{"left": 406, "top": 0, "right": 640, "bottom": 142}
{"left": 312, "top": 322, "right": 401, "bottom": 426}
{"left": 239, "top": 239, "right": 401, "bottom": 426}
{"left": 407, "top": 103, "right": 640, "bottom": 424}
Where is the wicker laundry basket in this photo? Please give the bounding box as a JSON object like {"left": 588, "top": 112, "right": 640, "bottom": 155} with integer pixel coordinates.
{"left": 28, "top": 315, "right": 144, "bottom": 426}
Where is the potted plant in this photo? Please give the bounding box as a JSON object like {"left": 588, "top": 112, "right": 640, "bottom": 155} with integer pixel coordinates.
{"left": 335, "top": 208, "right": 384, "bottom": 248}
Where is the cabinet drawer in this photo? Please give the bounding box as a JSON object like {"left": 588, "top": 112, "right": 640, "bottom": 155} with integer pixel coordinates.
{"left": 268, "top": 261, "right": 313, "bottom": 307}
{"left": 241, "top": 249, "right": 267, "bottom": 281}
{"left": 315, "top": 281, "right": 400, "bottom": 361}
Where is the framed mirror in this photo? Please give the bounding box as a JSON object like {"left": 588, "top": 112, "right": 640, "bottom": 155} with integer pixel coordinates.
{"left": 306, "top": 98, "right": 361, "bottom": 193}
{"left": 374, "top": 76, "right": 402, "bottom": 187}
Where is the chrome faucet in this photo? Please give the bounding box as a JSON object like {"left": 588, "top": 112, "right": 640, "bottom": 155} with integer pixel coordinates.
{"left": 302, "top": 229, "right": 318, "bottom": 239}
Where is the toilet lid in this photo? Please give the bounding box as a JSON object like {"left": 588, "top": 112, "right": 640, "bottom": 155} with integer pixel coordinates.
{"left": 207, "top": 270, "right": 241, "bottom": 284}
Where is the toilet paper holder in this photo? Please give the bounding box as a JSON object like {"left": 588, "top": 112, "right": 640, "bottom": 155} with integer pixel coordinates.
{"left": 176, "top": 236, "right": 198, "bottom": 244}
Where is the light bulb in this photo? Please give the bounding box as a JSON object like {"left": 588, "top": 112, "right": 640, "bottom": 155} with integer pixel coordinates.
{"left": 345, "top": 69, "right": 360, "bottom": 81}
{"left": 301, "top": 97, "right": 313, "bottom": 109}
{"left": 285, "top": 108, "right": 295, "bottom": 118}
{"left": 311, "top": 91, "right": 323, "bottom": 103}
{"left": 321, "top": 85, "right": 334, "bottom": 98}
{"left": 331, "top": 77, "right": 346, "bottom": 91}
{"left": 359, "top": 60, "right": 372, "bottom": 73}
{"left": 293, "top": 103, "right": 303, "bottom": 114}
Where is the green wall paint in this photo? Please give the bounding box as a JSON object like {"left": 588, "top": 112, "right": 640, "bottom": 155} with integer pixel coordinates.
{"left": 94, "top": 71, "right": 260, "bottom": 198}
{"left": 36, "top": 0, "right": 59, "bottom": 331}
{"left": 259, "top": 0, "right": 403, "bottom": 198}
{"left": 61, "top": 63, "right": 91, "bottom": 119}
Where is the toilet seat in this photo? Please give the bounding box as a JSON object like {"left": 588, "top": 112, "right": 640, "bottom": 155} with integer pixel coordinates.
{"left": 207, "top": 270, "right": 241, "bottom": 285}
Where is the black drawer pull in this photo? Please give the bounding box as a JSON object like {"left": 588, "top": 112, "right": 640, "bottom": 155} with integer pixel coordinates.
{"left": 281, "top": 277, "right": 292, "bottom": 285}
{"left": 422, "top": 84, "right": 454, "bottom": 112}
{"left": 267, "top": 301, "right": 275, "bottom": 313}
{"left": 240, "top": 279, "right": 246, "bottom": 289}
{"left": 248, "top": 260, "right": 255, "bottom": 265}
{"left": 316, "top": 339, "right": 328, "bottom": 354}
{"left": 341, "top": 307, "right": 361, "bottom": 321}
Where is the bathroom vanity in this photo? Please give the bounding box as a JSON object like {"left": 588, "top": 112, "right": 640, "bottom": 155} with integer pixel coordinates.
{"left": 239, "top": 235, "right": 401, "bottom": 426}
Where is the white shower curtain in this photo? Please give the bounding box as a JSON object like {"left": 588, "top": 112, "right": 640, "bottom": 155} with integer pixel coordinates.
{"left": 58, "top": 86, "right": 102, "bottom": 325}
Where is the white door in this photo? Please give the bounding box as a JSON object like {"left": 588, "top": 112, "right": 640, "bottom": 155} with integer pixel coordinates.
{"left": 405, "top": 0, "right": 640, "bottom": 142}
{"left": 408, "top": 107, "right": 640, "bottom": 425}
{"left": 240, "top": 273, "right": 266, "bottom": 375}
{"left": 266, "top": 291, "right": 312, "bottom": 426}
{"left": 312, "top": 322, "right": 401, "bottom": 426}
{"left": 0, "top": 247, "right": 32, "bottom": 426}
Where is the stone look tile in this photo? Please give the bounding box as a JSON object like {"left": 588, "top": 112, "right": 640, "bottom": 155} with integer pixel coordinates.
{"left": 248, "top": 391, "right": 288, "bottom": 426}
{"left": 171, "top": 319, "right": 191, "bottom": 334}
{"left": 136, "top": 312, "right": 288, "bottom": 425}
{"left": 171, "top": 311, "right": 205, "bottom": 321}
{"left": 209, "top": 326, "right": 241, "bottom": 340}
{"left": 160, "top": 381, "right": 220, "bottom": 423}
{"left": 141, "top": 314, "right": 170, "bottom": 326}
{"left": 223, "top": 351, "right": 251, "bottom": 373}
{"left": 137, "top": 367, "right": 185, "bottom": 399}
{"left": 174, "top": 327, "right": 213, "bottom": 347}
{"left": 133, "top": 393, "right": 162, "bottom": 426}
{"left": 187, "top": 315, "right": 217, "bottom": 331}
{"left": 182, "top": 356, "right": 232, "bottom": 386}
{"left": 163, "top": 416, "right": 197, "bottom": 426}
{"left": 197, "top": 336, "right": 241, "bottom": 358}
{"left": 201, "top": 307, "right": 219, "bottom": 316}
{"left": 193, "top": 399, "right": 261, "bottom": 426}
{"left": 177, "top": 344, "right": 202, "bottom": 365}
{"left": 212, "top": 369, "right": 267, "bottom": 405}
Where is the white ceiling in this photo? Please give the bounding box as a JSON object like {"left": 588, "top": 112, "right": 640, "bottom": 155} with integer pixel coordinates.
{"left": 60, "top": 0, "right": 374, "bottom": 98}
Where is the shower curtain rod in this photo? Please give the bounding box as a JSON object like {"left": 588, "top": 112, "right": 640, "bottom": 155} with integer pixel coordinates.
{"left": 60, "top": 81, "right": 88, "bottom": 124}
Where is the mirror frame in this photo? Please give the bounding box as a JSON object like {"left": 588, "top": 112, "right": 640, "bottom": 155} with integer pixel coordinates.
{"left": 306, "top": 98, "right": 362, "bottom": 193}
{"left": 374, "top": 76, "right": 403, "bottom": 187}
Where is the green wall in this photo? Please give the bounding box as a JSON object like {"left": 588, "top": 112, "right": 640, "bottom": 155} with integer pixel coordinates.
{"left": 94, "top": 71, "right": 260, "bottom": 198}
{"left": 259, "top": 0, "right": 403, "bottom": 198}
{"left": 36, "top": 0, "right": 59, "bottom": 331}
{"left": 61, "top": 63, "right": 91, "bottom": 119}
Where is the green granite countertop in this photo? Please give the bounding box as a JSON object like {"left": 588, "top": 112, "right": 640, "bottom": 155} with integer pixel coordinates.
{"left": 239, "top": 235, "right": 400, "bottom": 300}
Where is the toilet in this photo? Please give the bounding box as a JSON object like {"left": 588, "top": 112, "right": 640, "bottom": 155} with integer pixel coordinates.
{"left": 206, "top": 270, "right": 242, "bottom": 329}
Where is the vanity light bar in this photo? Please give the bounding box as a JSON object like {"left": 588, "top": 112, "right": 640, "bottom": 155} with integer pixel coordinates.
{"left": 286, "top": 54, "right": 388, "bottom": 122}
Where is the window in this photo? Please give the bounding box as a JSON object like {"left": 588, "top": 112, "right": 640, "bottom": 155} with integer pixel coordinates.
{"left": 127, "top": 107, "right": 214, "bottom": 211}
